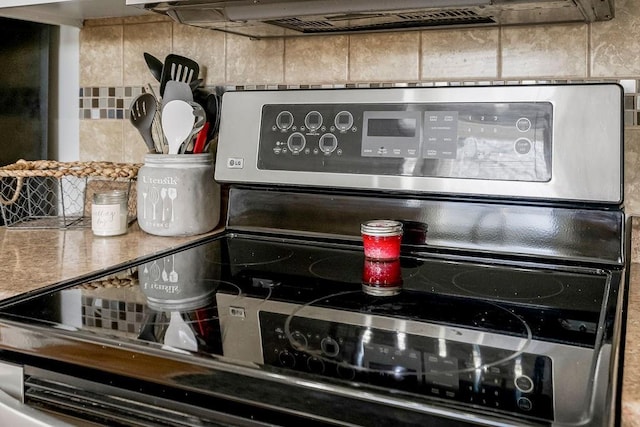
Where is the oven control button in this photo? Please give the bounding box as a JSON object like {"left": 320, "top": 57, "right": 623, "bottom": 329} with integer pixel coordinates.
{"left": 276, "top": 111, "right": 294, "bottom": 131}
{"left": 287, "top": 132, "right": 306, "bottom": 154}
{"left": 335, "top": 111, "right": 354, "bottom": 132}
{"left": 305, "top": 111, "right": 323, "bottom": 132}
{"left": 278, "top": 350, "right": 296, "bottom": 368}
{"left": 320, "top": 337, "right": 340, "bottom": 357}
{"left": 514, "top": 375, "right": 534, "bottom": 393}
{"left": 516, "top": 117, "right": 532, "bottom": 132}
{"left": 514, "top": 138, "right": 532, "bottom": 154}
{"left": 517, "top": 397, "right": 533, "bottom": 412}
{"left": 319, "top": 133, "right": 338, "bottom": 154}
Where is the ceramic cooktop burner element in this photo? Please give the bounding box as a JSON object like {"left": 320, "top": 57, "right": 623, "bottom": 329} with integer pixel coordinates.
{"left": 308, "top": 254, "right": 421, "bottom": 285}
{"left": 452, "top": 268, "right": 566, "bottom": 301}
{"left": 206, "top": 240, "right": 295, "bottom": 267}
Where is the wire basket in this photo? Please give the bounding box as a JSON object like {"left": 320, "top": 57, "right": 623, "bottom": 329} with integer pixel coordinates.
{"left": 0, "top": 159, "right": 141, "bottom": 229}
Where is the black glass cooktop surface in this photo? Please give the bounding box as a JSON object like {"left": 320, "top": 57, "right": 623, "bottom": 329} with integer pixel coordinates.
{"left": 0, "top": 233, "right": 618, "bottom": 423}
{"left": 0, "top": 233, "right": 612, "bottom": 348}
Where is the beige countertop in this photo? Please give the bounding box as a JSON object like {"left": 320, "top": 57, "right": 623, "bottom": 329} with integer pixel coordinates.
{"left": 1, "top": 220, "right": 640, "bottom": 424}
{"left": 0, "top": 222, "right": 220, "bottom": 300}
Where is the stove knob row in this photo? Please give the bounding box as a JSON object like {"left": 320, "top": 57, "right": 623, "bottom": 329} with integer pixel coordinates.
{"left": 275, "top": 110, "right": 354, "bottom": 133}
{"left": 281, "top": 132, "right": 339, "bottom": 155}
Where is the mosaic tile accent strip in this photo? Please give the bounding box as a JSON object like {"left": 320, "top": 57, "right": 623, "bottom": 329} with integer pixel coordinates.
{"left": 80, "top": 79, "right": 640, "bottom": 127}
{"left": 79, "top": 86, "right": 145, "bottom": 120}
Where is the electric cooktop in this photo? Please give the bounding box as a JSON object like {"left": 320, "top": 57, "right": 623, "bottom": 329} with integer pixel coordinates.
{"left": 0, "top": 233, "right": 617, "bottom": 425}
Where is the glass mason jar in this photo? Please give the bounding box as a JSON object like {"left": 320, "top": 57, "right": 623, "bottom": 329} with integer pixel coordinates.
{"left": 360, "top": 219, "right": 404, "bottom": 260}
{"left": 92, "top": 190, "right": 129, "bottom": 236}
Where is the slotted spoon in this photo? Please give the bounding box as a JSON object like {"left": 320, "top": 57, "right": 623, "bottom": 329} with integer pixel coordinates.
{"left": 129, "top": 93, "right": 157, "bottom": 153}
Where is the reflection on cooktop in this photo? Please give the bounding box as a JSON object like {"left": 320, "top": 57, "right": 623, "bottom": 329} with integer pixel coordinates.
{"left": 281, "top": 290, "right": 533, "bottom": 375}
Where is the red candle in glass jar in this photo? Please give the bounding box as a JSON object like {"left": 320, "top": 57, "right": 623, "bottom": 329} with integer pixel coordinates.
{"left": 361, "top": 220, "right": 403, "bottom": 260}
{"left": 362, "top": 259, "right": 402, "bottom": 296}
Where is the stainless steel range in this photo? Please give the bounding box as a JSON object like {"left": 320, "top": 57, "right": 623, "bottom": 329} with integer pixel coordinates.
{"left": 0, "top": 84, "right": 627, "bottom": 426}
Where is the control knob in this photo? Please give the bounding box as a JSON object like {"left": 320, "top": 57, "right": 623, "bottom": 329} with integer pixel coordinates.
{"left": 276, "top": 111, "right": 294, "bottom": 131}
{"left": 287, "top": 132, "right": 306, "bottom": 154}
{"left": 334, "top": 111, "right": 354, "bottom": 132}
{"left": 305, "top": 111, "right": 323, "bottom": 132}
{"left": 319, "top": 133, "right": 338, "bottom": 154}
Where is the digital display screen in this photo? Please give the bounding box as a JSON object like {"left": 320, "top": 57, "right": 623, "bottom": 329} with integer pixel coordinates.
{"left": 367, "top": 118, "right": 416, "bottom": 137}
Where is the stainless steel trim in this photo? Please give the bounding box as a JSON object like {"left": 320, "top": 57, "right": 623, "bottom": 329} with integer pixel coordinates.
{"left": 215, "top": 84, "right": 623, "bottom": 203}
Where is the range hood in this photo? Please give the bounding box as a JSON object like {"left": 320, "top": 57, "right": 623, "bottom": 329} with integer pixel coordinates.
{"left": 126, "top": 0, "right": 614, "bottom": 39}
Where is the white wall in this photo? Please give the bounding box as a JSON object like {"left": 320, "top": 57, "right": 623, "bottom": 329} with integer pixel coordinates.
{"left": 51, "top": 24, "right": 79, "bottom": 161}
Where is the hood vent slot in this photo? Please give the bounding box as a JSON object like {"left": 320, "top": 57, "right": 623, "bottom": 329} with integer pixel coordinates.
{"left": 267, "top": 10, "right": 494, "bottom": 34}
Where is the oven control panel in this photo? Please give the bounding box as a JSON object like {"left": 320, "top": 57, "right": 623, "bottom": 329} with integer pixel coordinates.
{"left": 216, "top": 85, "right": 623, "bottom": 203}
{"left": 257, "top": 102, "right": 552, "bottom": 182}
{"left": 260, "top": 312, "right": 554, "bottom": 422}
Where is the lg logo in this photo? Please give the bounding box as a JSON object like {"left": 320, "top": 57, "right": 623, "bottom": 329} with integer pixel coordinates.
{"left": 228, "top": 158, "right": 244, "bottom": 169}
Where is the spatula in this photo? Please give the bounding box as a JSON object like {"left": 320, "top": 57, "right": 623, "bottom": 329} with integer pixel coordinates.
{"left": 162, "top": 80, "right": 193, "bottom": 110}
{"left": 162, "top": 100, "right": 196, "bottom": 155}
{"left": 159, "top": 54, "right": 200, "bottom": 97}
{"left": 129, "top": 93, "right": 157, "bottom": 153}
{"left": 143, "top": 52, "right": 163, "bottom": 82}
